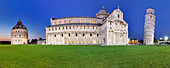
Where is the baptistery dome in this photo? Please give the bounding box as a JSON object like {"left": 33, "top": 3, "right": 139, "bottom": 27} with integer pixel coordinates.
{"left": 11, "top": 19, "right": 28, "bottom": 44}
{"left": 96, "top": 6, "right": 109, "bottom": 18}
{"left": 12, "top": 20, "right": 27, "bottom": 30}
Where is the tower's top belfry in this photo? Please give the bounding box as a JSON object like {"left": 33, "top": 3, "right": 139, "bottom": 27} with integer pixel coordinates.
{"left": 146, "top": 8, "right": 155, "bottom": 14}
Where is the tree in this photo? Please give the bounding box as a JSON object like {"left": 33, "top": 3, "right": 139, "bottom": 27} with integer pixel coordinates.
{"left": 39, "top": 38, "right": 42, "bottom": 40}
{"left": 154, "top": 38, "right": 159, "bottom": 44}
{"left": 138, "top": 40, "right": 143, "bottom": 43}
{"left": 30, "top": 39, "right": 38, "bottom": 44}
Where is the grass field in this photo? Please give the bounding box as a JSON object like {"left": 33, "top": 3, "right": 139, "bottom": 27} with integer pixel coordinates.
{"left": 0, "top": 45, "right": 169, "bottom": 68}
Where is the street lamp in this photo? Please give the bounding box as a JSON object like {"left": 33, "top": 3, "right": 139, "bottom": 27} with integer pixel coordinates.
{"left": 165, "top": 36, "right": 168, "bottom": 41}
{"left": 164, "top": 36, "right": 168, "bottom": 45}
{"left": 128, "top": 38, "right": 130, "bottom": 42}
{"left": 160, "top": 38, "right": 163, "bottom": 40}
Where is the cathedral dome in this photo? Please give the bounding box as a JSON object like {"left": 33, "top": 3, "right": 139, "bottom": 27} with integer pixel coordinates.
{"left": 96, "top": 6, "right": 109, "bottom": 18}
{"left": 12, "top": 19, "right": 27, "bottom": 30}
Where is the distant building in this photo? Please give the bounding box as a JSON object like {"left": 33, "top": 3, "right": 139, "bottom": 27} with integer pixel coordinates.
{"left": 128, "top": 39, "right": 140, "bottom": 45}
{"left": 11, "top": 19, "right": 28, "bottom": 44}
{"left": 46, "top": 6, "right": 128, "bottom": 45}
{"left": 37, "top": 39, "right": 46, "bottom": 45}
{"left": 143, "top": 7, "right": 156, "bottom": 45}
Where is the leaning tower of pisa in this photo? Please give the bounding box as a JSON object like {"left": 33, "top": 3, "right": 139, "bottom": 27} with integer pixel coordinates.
{"left": 143, "top": 8, "right": 156, "bottom": 45}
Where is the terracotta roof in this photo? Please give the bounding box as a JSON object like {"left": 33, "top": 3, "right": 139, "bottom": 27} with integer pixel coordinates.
{"left": 12, "top": 19, "right": 27, "bottom": 30}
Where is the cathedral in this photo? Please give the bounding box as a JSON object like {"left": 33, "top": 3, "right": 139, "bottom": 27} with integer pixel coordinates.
{"left": 11, "top": 19, "right": 28, "bottom": 44}
{"left": 46, "top": 6, "right": 129, "bottom": 45}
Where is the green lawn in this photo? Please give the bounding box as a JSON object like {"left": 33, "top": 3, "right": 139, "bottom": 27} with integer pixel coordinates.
{"left": 0, "top": 45, "right": 169, "bottom": 68}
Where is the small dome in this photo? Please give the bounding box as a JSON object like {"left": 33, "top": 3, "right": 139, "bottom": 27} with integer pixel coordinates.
{"left": 12, "top": 19, "right": 27, "bottom": 30}
{"left": 96, "top": 6, "right": 109, "bottom": 18}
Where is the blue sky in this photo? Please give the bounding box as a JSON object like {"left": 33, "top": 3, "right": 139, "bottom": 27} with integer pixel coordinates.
{"left": 0, "top": 0, "right": 169, "bottom": 41}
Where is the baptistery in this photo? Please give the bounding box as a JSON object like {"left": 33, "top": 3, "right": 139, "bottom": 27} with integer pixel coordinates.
{"left": 11, "top": 19, "right": 28, "bottom": 44}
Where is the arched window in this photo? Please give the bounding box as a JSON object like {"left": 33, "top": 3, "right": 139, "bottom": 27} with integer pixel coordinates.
{"left": 80, "top": 26, "right": 82, "bottom": 29}
{"left": 79, "top": 19, "right": 81, "bottom": 22}
{"left": 69, "top": 20, "right": 71, "bottom": 23}
{"left": 89, "top": 19, "right": 91, "bottom": 23}
{"left": 61, "top": 34, "right": 63, "bottom": 37}
{"left": 77, "top": 26, "right": 78, "bottom": 29}
{"left": 97, "top": 34, "right": 99, "bottom": 37}
{"left": 75, "top": 33, "right": 78, "bottom": 37}
{"left": 74, "top": 19, "right": 76, "bottom": 23}
{"left": 54, "top": 35, "right": 56, "bottom": 37}
{"left": 68, "top": 33, "right": 70, "bottom": 37}
{"left": 85, "top": 19, "right": 86, "bottom": 23}
{"left": 150, "top": 16, "right": 152, "bottom": 18}
{"left": 83, "top": 33, "right": 85, "bottom": 37}
{"left": 90, "top": 34, "right": 92, "bottom": 37}
{"left": 69, "top": 26, "right": 71, "bottom": 29}
{"left": 64, "top": 20, "right": 66, "bottom": 23}
{"left": 118, "top": 15, "right": 120, "bottom": 18}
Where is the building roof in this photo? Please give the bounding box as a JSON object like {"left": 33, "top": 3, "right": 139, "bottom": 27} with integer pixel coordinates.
{"left": 47, "top": 23, "right": 101, "bottom": 27}
{"left": 96, "top": 6, "right": 109, "bottom": 17}
{"left": 52, "top": 17, "right": 102, "bottom": 20}
{"left": 12, "top": 19, "right": 27, "bottom": 30}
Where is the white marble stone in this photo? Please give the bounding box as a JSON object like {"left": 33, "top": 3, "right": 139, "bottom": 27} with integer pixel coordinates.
{"left": 143, "top": 8, "right": 156, "bottom": 45}
{"left": 46, "top": 6, "right": 128, "bottom": 45}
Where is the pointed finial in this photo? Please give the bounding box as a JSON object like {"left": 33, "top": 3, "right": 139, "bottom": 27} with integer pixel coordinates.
{"left": 102, "top": 5, "right": 104, "bottom": 9}
{"left": 118, "top": 6, "right": 119, "bottom": 9}
{"left": 17, "top": 19, "right": 22, "bottom": 24}
{"left": 53, "top": 16, "right": 54, "bottom": 18}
